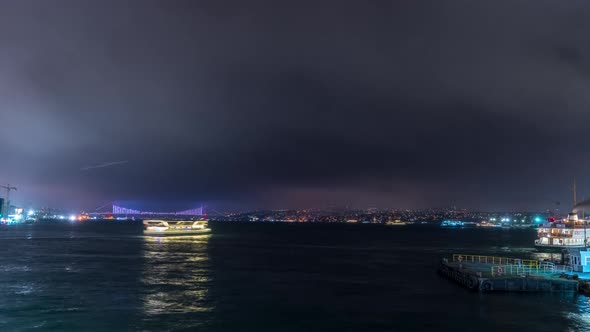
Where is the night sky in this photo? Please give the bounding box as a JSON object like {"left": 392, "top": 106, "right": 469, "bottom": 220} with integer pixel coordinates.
{"left": 1, "top": 1, "right": 589, "bottom": 211}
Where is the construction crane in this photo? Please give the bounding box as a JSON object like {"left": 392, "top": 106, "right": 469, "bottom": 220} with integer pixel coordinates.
{"left": 0, "top": 184, "right": 17, "bottom": 216}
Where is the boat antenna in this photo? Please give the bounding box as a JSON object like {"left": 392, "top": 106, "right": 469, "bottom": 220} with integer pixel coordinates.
{"left": 573, "top": 177, "right": 577, "bottom": 208}
{"left": 584, "top": 202, "right": 587, "bottom": 248}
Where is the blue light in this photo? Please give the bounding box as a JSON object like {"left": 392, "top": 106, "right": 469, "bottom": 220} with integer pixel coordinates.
{"left": 441, "top": 220, "right": 465, "bottom": 227}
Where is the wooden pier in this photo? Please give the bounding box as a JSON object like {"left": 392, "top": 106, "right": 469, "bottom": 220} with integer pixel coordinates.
{"left": 438, "top": 254, "right": 579, "bottom": 293}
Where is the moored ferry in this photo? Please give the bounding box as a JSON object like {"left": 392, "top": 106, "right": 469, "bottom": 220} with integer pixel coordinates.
{"left": 143, "top": 219, "right": 209, "bottom": 235}
{"left": 535, "top": 212, "right": 590, "bottom": 250}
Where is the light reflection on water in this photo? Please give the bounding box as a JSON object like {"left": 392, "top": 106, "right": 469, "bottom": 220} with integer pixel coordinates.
{"left": 141, "top": 234, "right": 213, "bottom": 317}
{"left": 567, "top": 290, "right": 590, "bottom": 331}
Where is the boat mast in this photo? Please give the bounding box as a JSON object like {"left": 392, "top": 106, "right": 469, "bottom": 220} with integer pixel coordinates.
{"left": 575, "top": 178, "right": 588, "bottom": 248}
{"left": 584, "top": 204, "right": 587, "bottom": 248}
{"left": 573, "top": 177, "right": 577, "bottom": 207}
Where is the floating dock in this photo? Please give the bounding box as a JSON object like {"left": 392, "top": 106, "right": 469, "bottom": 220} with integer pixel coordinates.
{"left": 438, "top": 254, "right": 579, "bottom": 293}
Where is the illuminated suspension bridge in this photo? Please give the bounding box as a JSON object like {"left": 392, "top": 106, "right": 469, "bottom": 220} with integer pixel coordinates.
{"left": 91, "top": 203, "right": 205, "bottom": 216}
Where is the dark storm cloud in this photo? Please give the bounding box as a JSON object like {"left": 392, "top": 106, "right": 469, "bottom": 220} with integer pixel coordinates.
{"left": 1, "top": 0, "right": 590, "bottom": 210}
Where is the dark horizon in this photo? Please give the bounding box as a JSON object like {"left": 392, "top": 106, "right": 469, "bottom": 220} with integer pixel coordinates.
{"left": 2, "top": 1, "right": 589, "bottom": 211}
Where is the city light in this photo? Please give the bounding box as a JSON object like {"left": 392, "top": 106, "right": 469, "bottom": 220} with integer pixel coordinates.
{"left": 69, "top": 215, "right": 76, "bottom": 221}
{"left": 27, "top": 210, "right": 35, "bottom": 216}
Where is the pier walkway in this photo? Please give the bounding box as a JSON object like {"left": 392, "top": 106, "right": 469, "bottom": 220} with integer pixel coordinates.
{"left": 439, "top": 254, "right": 579, "bottom": 293}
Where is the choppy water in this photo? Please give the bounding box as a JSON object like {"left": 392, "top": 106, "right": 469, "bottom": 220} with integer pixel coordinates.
{"left": 0, "top": 222, "right": 589, "bottom": 331}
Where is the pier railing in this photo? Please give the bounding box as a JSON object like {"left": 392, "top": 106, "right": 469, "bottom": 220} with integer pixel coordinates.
{"left": 490, "top": 264, "right": 573, "bottom": 277}
{"left": 452, "top": 254, "right": 539, "bottom": 268}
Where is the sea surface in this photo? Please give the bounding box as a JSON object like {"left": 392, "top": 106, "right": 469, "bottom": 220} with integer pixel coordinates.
{"left": 0, "top": 222, "right": 589, "bottom": 332}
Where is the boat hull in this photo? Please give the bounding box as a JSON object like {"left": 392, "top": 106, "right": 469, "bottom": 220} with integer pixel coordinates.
{"left": 534, "top": 244, "right": 583, "bottom": 253}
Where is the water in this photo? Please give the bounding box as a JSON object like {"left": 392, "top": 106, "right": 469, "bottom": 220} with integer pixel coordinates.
{"left": 1, "top": 222, "right": 589, "bottom": 331}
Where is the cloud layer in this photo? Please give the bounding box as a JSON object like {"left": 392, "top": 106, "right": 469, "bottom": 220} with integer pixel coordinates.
{"left": 1, "top": 0, "right": 589, "bottom": 210}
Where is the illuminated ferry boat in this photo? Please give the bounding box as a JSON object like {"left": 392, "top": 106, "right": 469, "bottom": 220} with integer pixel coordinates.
{"left": 143, "top": 219, "right": 209, "bottom": 235}
{"left": 535, "top": 213, "right": 590, "bottom": 250}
